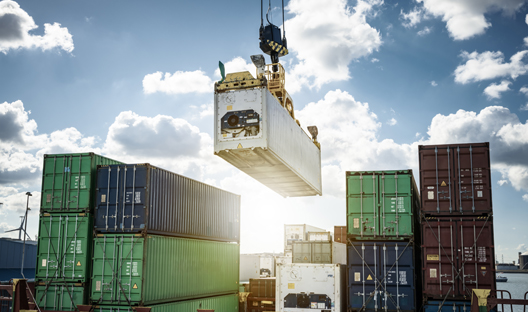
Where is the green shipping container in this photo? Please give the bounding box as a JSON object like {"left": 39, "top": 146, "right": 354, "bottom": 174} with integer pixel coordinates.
{"left": 91, "top": 234, "right": 239, "bottom": 305}
{"left": 93, "top": 294, "right": 239, "bottom": 312}
{"left": 35, "top": 283, "right": 86, "bottom": 311}
{"left": 36, "top": 213, "right": 93, "bottom": 283}
{"left": 40, "top": 153, "right": 122, "bottom": 213}
{"left": 346, "top": 170, "right": 420, "bottom": 239}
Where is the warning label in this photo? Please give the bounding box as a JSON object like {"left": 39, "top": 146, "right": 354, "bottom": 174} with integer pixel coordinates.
{"left": 237, "top": 143, "right": 243, "bottom": 149}
{"left": 367, "top": 274, "right": 373, "bottom": 281}
{"left": 427, "top": 254, "right": 439, "bottom": 261}
{"left": 76, "top": 261, "right": 81, "bottom": 266}
{"left": 133, "top": 283, "right": 138, "bottom": 289}
{"left": 288, "top": 283, "right": 295, "bottom": 289}
{"left": 441, "top": 181, "right": 447, "bottom": 187}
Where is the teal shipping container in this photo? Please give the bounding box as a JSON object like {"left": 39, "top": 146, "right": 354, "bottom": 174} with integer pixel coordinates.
{"left": 40, "top": 153, "right": 122, "bottom": 213}
{"left": 91, "top": 234, "right": 239, "bottom": 305}
{"left": 36, "top": 213, "right": 93, "bottom": 283}
{"left": 35, "top": 283, "right": 86, "bottom": 311}
{"left": 346, "top": 170, "right": 420, "bottom": 239}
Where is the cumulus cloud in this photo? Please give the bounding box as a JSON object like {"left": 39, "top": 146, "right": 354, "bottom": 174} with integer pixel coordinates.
{"left": 214, "top": 57, "right": 255, "bottom": 78}
{"left": 521, "top": 103, "right": 528, "bottom": 111}
{"left": 0, "top": 0, "right": 73, "bottom": 53}
{"left": 431, "top": 80, "right": 438, "bottom": 86}
{"left": 285, "top": 0, "right": 382, "bottom": 93}
{"left": 418, "top": 0, "right": 525, "bottom": 40}
{"left": 401, "top": 6, "right": 429, "bottom": 28}
{"left": 387, "top": 118, "right": 397, "bottom": 126}
{"left": 523, "top": 194, "right": 528, "bottom": 202}
{"left": 454, "top": 50, "right": 528, "bottom": 84}
{"left": 142, "top": 70, "right": 213, "bottom": 95}
{"left": 483, "top": 80, "right": 511, "bottom": 99}
{"left": 417, "top": 26, "right": 432, "bottom": 36}
{"left": 371, "top": 58, "right": 379, "bottom": 63}
{"left": 498, "top": 180, "right": 508, "bottom": 186}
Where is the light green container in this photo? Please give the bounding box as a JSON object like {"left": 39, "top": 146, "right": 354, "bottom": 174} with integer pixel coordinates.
{"left": 346, "top": 170, "right": 420, "bottom": 239}
{"left": 35, "top": 283, "right": 86, "bottom": 311}
{"left": 91, "top": 234, "right": 240, "bottom": 305}
{"left": 36, "top": 213, "right": 93, "bottom": 283}
{"left": 94, "top": 293, "right": 239, "bottom": 312}
{"left": 40, "top": 153, "right": 122, "bottom": 213}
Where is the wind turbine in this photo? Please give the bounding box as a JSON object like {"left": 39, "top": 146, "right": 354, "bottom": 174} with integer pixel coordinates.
{"left": 3, "top": 193, "right": 32, "bottom": 240}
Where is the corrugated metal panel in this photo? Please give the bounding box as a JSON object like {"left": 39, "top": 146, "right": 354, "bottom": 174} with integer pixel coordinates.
{"left": 94, "top": 164, "right": 240, "bottom": 242}
{"left": 93, "top": 293, "right": 239, "bottom": 312}
{"left": 240, "top": 254, "right": 260, "bottom": 282}
{"left": 91, "top": 234, "right": 239, "bottom": 305}
{"left": 214, "top": 87, "right": 322, "bottom": 197}
{"left": 40, "top": 153, "right": 123, "bottom": 213}
{"left": 423, "top": 300, "right": 472, "bottom": 312}
{"left": 419, "top": 143, "right": 492, "bottom": 215}
{"left": 334, "top": 226, "right": 346, "bottom": 243}
{"left": 0, "top": 238, "right": 37, "bottom": 269}
{"left": 36, "top": 213, "right": 92, "bottom": 283}
{"left": 35, "top": 284, "right": 86, "bottom": 311}
{"left": 249, "top": 278, "right": 275, "bottom": 298}
{"left": 346, "top": 170, "right": 420, "bottom": 239}
{"left": 292, "top": 241, "right": 331, "bottom": 264}
{"left": 347, "top": 241, "right": 417, "bottom": 312}
{"left": 332, "top": 242, "right": 346, "bottom": 265}
{"left": 421, "top": 216, "right": 495, "bottom": 300}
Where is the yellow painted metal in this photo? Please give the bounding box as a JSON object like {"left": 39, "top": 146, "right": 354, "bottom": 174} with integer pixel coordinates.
{"left": 264, "top": 63, "right": 295, "bottom": 119}
{"left": 215, "top": 71, "right": 265, "bottom": 92}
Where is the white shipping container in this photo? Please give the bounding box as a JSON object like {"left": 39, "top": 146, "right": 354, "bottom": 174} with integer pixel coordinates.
{"left": 332, "top": 242, "right": 346, "bottom": 265}
{"left": 284, "top": 224, "right": 326, "bottom": 249}
{"left": 307, "top": 231, "right": 331, "bottom": 242}
{"left": 260, "top": 255, "right": 275, "bottom": 277}
{"left": 214, "top": 82, "right": 322, "bottom": 197}
{"left": 276, "top": 263, "right": 345, "bottom": 312}
{"left": 275, "top": 255, "right": 293, "bottom": 266}
{"left": 240, "top": 254, "right": 261, "bottom": 282}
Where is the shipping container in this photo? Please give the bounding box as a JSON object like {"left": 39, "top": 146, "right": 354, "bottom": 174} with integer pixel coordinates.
{"left": 332, "top": 242, "right": 346, "bottom": 265}
{"left": 92, "top": 293, "right": 239, "bottom": 312}
{"left": 35, "top": 283, "right": 86, "bottom": 311}
{"left": 276, "top": 263, "right": 345, "bottom": 311}
{"left": 249, "top": 278, "right": 275, "bottom": 298}
{"left": 94, "top": 163, "right": 240, "bottom": 242}
{"left": 346, "top": 170, "right": 420, "bottom": 239}
{"left": 334, "top": 225, "right": 346, "bottom": 244}
{"left": 292, "top": 241, "right": 331, "bottom": 264}
{"left": 0, "top": 238, "right": 37, "bottom": 282}
{"left": 284, "top": 224, "right": 325, "bottom": 249}
{"left": 40, "top": 153, "right": 122, "bottom": 213}
{"left": 240, "top": 254, "right": 261, "bottom": 282}
{"left": 307, "top": 231, "right": 332, "bottom": 242}
{"left": 275, "top": 255, "right": 292, "bottom": 266}
{"left": 91, "top": 234, "right": 239, "bottom": 305}
{"left": 423, "top": 300, "right": 472, "bottom": 312}
{"left": 421, "top": 216, "right": 496, "bottom": 300}
{"left": 347, "top": 241, "right": 419, "bottom": 312}
{"left": 36, "top": 213, "right": 92, "bottom": 283}
{"left": 214, "top": 77, "right": 322, "bottom": 197}
{"left": 259, "top": 255, "right": 275, "bottom": 277}
{"left": 419, "top": 143, "right": 492, "bottom": 215}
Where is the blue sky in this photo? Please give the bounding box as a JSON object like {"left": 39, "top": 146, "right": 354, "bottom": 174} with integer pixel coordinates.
{"left": 1, "top": 0, "right": 528, "bottom": 262}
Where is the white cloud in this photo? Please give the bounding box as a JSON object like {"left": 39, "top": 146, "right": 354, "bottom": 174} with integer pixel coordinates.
{"left": 454, "top": 50, "right": 528, "bottom": 84}
{"left": 418, "top": 0, "right": 525, "bottom": 40}
{"left": 401, "top": 6, "right": 429, "bottom": 28}
{"left": 387, "top": 118, "right": 397, "bottom": 126}
{"left": 524, "top": 37, "right": 528, "bottom": 47}
{"left": 214, "top": 57, "right": 255, "bottom": 78}
{"left": 417, "top": 26, "right": 432, "bottom": 36}
{"left": 371, "top": 58, "right": 379, "bottom": 63}
{"left": 431, "top": 80, "right": 438, "bottom": 86}
{"left": 498, "top": 180, "right": 508, "bottom": 186}
{"left": 0, "top": 0, "right": 73, "bottom": 54}
{"left": 520, "top": 86, "right": 528, "bottom": 95}
{"left": 285, "top": 0, "right": 382, "bottom": 93}
{"left": 523, "top": 194, "right": 528, "bottom": 202}
{"left": 526, "top": 13, "right": 528, "bottom": 25}
{"left": 483, "top": 80, "right": 511, "bottom": 100}
{"left": 142, "top": 70, "right": 213, "bottom": 95}
{"left": 518, "top": 243, "right": 528, "bottom": 251}
{"left": 521, "top": 103, "right": 528, "bottom": 111}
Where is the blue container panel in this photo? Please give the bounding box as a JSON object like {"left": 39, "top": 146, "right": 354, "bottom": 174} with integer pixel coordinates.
{"left": 424, "top": 301, "right": 471, "bottom": 312}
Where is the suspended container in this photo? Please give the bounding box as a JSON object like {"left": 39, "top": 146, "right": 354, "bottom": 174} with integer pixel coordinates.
{"left": 214, "top": 70, "right": 322, "bottom": 198}
{"left": 346, "top": 170, "right": 420, "bottom": 240}
{"left": 40, "top": 153, "right": 122, "bottom": 213}
{"left": 90, "top": 234, "right": 239, "bottom": 305}
{"left": 35, "top": 283, "right": 87, "bottom": 311}
{"left": 421, "top": 215, "right": 496, "bottom": 300}
{"left": 94, "top": 163, "right": 240, "bottom": 243}
{"left": 419, "top": 143, "right": 492, "bottom": 215}
{"left": 347, "top": 241, "right": 419, "bottom": 312}
{"left": 36, "top": 213, "right": 93, "bottom": 283}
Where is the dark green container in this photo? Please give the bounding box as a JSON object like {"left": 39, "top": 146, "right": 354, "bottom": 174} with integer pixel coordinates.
{"left": 91, "top": 234, "right": 239, "bottom": 305}
{"left": 35, "top": 283, "right": 86, "bottom": 311}
{"left": 36, "top": 213, "right": 93, "bottom": 283}
{"left": 40, "top": 153, "right": 122, "bottom": 213}
{"left": 346, "top": 170, "right": 420, "bottom": 239}
{"left": 94, "top": 293, "right": 239, "bottom": 312}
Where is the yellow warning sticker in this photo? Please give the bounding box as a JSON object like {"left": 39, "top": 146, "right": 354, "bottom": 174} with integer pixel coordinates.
{"left": 227, "top": 105, "right": 233, "bottom": 111}
{"left": 222, "top": 134, "right": 227, "bottom": 137}
{"left": 427, "top": 254, "right": 439, "bottom": 261}
{"left": 441, "top": 181, "right": 447, "bottom": 187}
{"left": 237, "top": 143, "right": 243, "bottom": 149}
{"left": 367, "top": 274, "right": 373, "bottom": 281}
{"left": 288, "top": 283, "right": 295, "bottom": 289}
{"left": 133, "top": 283, "right": 138, "bottom": 289}
{"left": 303, "top": 256, "right": 308, "bottom": 260}
{"left": 76, "top": 261, "right": 81, "bottom": 266}
{"left": 481, "top": 267, "right": 486, "bottom": 270}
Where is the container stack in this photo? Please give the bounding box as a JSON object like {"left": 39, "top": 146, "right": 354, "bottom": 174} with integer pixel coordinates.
{"left": 89, "top": 163, "right": 241, "bottom": 311}
{"left": 419, "top": 143, "right": 496, "bottom": 310}
{"left": 345, "top": 170, "right": 421, "bottom": 312}
{"left": 35, "top": 153, "right": 123, "bottom": 311}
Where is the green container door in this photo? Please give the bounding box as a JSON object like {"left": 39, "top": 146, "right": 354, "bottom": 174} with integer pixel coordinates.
{"left": 35, "top": 284, "right": 86, "bottom": 311}
{"left": 40, "top": 153, "right": 122, "bottom": 213}
{"left": 36, "top": 213, "right": 92, "bottom": 283}
{"left": 347, "top": 170, "right": 420, "bottom": 239}
{"left": 347, "top": 173, "right": 378, "bottom": 238}
{"left": 91, "top": 234, "right": 240, "bottom": 305}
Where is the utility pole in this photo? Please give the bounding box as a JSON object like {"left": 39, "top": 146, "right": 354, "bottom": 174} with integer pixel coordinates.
{"left": 21, "top": 192, "right": 32, "bottom": 279}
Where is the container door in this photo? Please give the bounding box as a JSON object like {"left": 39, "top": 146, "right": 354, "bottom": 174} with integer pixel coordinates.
{"left": 116, "top": 235, "right": 144, "bottom": 304}
{"left": 292, "top": 242, "right": 311, "bottom": 263}
{"left": 348, "top": 243, "right": 381, "bottom": 311}
{"left": 37, "top": 214, "right": 65, "bottom": 280}
{"left": 92, "top": 235, "right": 120, "bottom": 303}
{"left": 420, "top": 146, "right": 456, "bottom": 215}
{"left": 379, "top": 172, "right": 414, "bottom": 238}
{"left": 379, "top": 242, "right": 415, "bottom": 312}
{"left": 59, "top": 213, "right": 91, "bottom": 282}
{"left": 312, "top": 242, "right": 331, "bottom": 264}
{"left": 453, "top": 144, "right": 492, "bottom": 214}
{"left": 347, "top": 173, "right": 378, "bottom": 237}
{"left": 36, "top": 284, "right": 85, "bottom": 311}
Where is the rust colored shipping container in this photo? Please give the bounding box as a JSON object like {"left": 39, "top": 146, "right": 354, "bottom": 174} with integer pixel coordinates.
{"left": 334, "top": 226, "right": 346, "bottom": 243}
{"left": 248, "top": 278, "right": 275, "bottom": 298}
{"left": 419, "top": 143, "right": 492, "bottom": 215}
{"left": 421, "top": 215, "right": 496, "bottom": 300}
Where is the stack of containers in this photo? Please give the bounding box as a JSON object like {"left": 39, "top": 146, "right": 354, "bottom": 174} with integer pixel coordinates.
{"left": 346, "top": 170, "right": 421, "bottom": 312}
{"left": 291, "top": 231, "right": 346, "bottom": 265}
{"left": 419, "top": 143, "right": 496, "bottom": 310}
{"left": 90, "top": 163, "right": 240, "bottom": 311}
{"left": 35, "top": 153, "right": 123, "bottom": 311}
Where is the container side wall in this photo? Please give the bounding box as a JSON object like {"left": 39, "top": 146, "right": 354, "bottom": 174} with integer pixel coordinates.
{"left": 334, "top": 226, "right": 347, "bottom": 243}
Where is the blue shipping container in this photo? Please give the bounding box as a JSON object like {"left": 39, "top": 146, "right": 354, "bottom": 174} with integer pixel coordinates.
{"left": 94, "top": 164, "right": 240, "bottom": 242}
{"left": 0, "top": 238, "right": 37, "bottom": 282}
{"left": 348, "top": 241, "right": 417, "bottom": 312}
